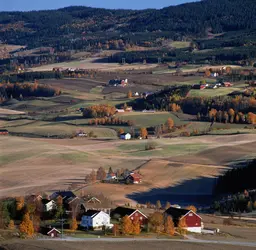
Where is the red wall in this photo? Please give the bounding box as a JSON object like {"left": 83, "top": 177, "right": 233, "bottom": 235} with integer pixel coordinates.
{"left": 184, "top": 212, "right": 201, "bottom": 227}
{"left": 130, "top": 211, "right": 148, "bottom": 225}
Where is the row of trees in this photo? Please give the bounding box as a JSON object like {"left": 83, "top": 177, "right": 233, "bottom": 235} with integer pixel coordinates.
{"left": 199, "top": 109, "right": 256, "bottom": 124}
{"left": 182, "top": 95, "right": 256, "bottom": 116}
{"left": 114, "top": 212, "right": 186, "bottom": 236}
{"left": 88, "top": 117, "right": 134, "bottom": 126}
{"left": 0, "top": 82, "right": 61, "bottom": 102}
{"left": 85, "top": 167, "right": 131, "bottom": 183}
{"left": 83, "top": 104, "right": 116, "bottom": 118}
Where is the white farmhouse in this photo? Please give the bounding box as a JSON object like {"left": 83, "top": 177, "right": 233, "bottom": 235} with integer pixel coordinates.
{"left": 80, "top": 210, "right": 113, "bottom": 230}
{"left": 120, "top": 133, "right": 131, "bottom": 140}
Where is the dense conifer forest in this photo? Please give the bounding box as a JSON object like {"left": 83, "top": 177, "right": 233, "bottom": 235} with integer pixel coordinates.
{"left": 0, "top": 0, "right": 255, "bottom": 49}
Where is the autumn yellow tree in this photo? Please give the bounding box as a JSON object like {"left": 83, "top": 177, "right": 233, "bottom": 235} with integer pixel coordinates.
{"left": 118, "top": 128, "right": 125, "bottom": 136}
{"left": 112, "top": 224, "right": 119, "bottom": 236}
{"left": 228, "top": 108, "right": 235, "bottom": 123}
{"left": 140, "top": 127, "right": 148, "bottom": 139}
{"left": 132, "top": 217, "right": 141, "bottom": 235}
{"left": 16, "top": 197, "right": 24, "bottom": 211}
{"left": 166, "top": 118, "right": 174, "bottom": 131}
{"left": 226, "top": 67, "right": 232, "bottom": 74}
{"left": 205, "top": 69, "right": 211, "bottom": 77}
{"left": 8, "top": 220, "right": 15, "bottom": 230}
{"left": 70, "top": 218, "right": 78, "bottom": 231}
{"left": 177, "top": 218, "right": 187, "bottom": 235}
{"left": 247, "top": 112, "right": 256, "bottom": 124}
{"left": 156, "top": 200, "right": 162, "bottom": 210}
{"left": 127, "top": 90, "right": 132, "bottom": 99}
{"left": 165, "top": 202, "right": 171, "bottom": 210}
{"left": 164, "top": 216, "right": 175, "bottom": 236}
{"left": 149, "top": 212, "right": 164, "bottom": 233}
{"left": 186, "top": 205, "right": 197, "bottom": 213}
{"left": 19, "top": 213, "right": 34, "bottom": 237}
{"left": 121, "top": 215, "right": 133, "bottom": 235}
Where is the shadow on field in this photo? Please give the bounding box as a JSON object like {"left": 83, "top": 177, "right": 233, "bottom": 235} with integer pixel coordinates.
{"left": 127, "top": 176, "right": 217, "bottom": 207}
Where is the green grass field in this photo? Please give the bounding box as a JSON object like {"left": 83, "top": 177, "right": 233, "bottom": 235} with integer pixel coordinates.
{"left": 116, "top": 112, "right": 185, "bottom": 128}
{"left": 171, "top": 41, "right": 190, "bottom": 49}
{"left": 188, "top": 87, "right": 241, "bottom": 97}
{"left": 2, "top": 120, "right": 117, "bottom": 138}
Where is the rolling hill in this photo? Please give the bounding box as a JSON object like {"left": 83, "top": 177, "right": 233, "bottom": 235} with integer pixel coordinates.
{"left": 0, "top": 0, "right": 255, "bottom": 49}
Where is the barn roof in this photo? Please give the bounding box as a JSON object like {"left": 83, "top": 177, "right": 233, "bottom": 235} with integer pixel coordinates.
{"left": 165, "top": 207, "right": 201, "bottom": 220}
{"left": 165, "top": 207, "right": 190, "bottom": 219}
{"left": 83, "top": 209, "right": 100, "bottom": 217}
{"left": 111, "top": 206, "right": 135, "bottom": 217}
{"left": 51, "top": 191, "right": 76, "bottom": 200}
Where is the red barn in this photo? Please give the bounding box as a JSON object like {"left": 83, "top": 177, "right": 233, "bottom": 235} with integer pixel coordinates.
{"left": 165, "top": 207, "right": 202, "bottom": 233}
{"left": 223, "top": 82, "right": 233, "bottom": 87}
{"left": 126, "top": 173, "right": 142, "bottom": 184}
{"left": 0, "top": 129, "right": 8, "bottom": 135}
{"left": 111, "top": 207, "right": 148, "bottom": 226}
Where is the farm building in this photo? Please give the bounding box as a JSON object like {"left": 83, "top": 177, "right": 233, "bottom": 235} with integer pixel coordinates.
{"left": 125, "top": 173, "right": 142, "bottom": 184}
{"left": 165, "top": 207, "right": 202, "bottom": 233}
{"left": 0, "top": 129, "right": 9, "bottom": 135}
{"left": 80, "top": 210, "right": 113, "bottom": 230}
{"left": 111, "top": 207, "right": 148, "bottom": 226}
{"left": 80, "top": 194, "right": 113, "bottom": 215}
{"left": 41, "top": 227, "right": 61, "bottom": 238}
{"left": 120, "top": 133, "right": 131, "bottom": 140}
{"left": 192, "top": 84, "right": 207, "bottom": 90}
{"left": 106, "top": 173, "right": 117, "bottom": 181}
{"left": 223, "top": 82, "right": 233, "bottom": 87}
{"left": 108, "top": 79, "right": 128, "bottom": 87}
{"left": 42, "top": 199, "right": 56, "bottom": 212}
{"left": 50, "top": 191, "right": 78, "bottom": 211}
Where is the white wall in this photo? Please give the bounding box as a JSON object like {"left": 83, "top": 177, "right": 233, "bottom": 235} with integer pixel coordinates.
{"left": 81, "top": 211, "right": 112, "bottom": 229}
{"left": 186, "top": 227, "right": 202, "bottom": 233}
{"left": 45, "top": 201, "right": 56, "bottom": 212}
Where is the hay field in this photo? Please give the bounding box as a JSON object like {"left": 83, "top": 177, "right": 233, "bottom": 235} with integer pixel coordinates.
{"left": 29, "top": 58, "right": 157, "bottom": 72}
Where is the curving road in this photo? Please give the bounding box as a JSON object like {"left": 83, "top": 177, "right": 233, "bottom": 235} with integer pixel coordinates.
{"left": 41, "top": 236, "right": 256, "bottom": 248}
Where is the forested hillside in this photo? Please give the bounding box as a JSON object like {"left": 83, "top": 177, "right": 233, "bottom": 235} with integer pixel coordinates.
{"left": 0, "top": 0, "right": 255, "bottom": 49}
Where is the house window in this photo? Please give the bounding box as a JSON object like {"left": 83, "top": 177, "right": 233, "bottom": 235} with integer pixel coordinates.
{"left": 135, "top": 213, "right": 138, "bottom": 216}
{"left": 189, "top": 213, "right": 193, "bottom": 216}
{"left": 140, "top": 217, "right": 143, "bottom": 220}
{"left": 131, "top": 217, "right": 133, "bottom": 220}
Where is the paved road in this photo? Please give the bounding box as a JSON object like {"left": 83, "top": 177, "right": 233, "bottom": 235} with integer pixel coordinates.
{"left": 41, "top": 236, "right": 256, "bottom": 248}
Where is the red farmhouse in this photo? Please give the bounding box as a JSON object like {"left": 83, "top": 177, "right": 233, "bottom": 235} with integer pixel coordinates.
{"left": 111, "top": 207, "right": 148, "bottom": 226}
{"left": 165, "top": 207, "right": 202, "bottom": 233}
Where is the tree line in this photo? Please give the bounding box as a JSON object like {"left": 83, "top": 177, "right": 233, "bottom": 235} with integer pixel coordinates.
{"left": 83, "top": 104, "right": 116, "bottom": 118}
{"left": 0, "top": 82, "right": 61, "bottom": 103}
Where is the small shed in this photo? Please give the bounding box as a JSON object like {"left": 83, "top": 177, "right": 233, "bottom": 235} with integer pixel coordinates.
{"left": 47, "top": 228, "right": 61, "bottom": 238}
{"left": 41, "top": 226, "right": 61, "bottom": 238}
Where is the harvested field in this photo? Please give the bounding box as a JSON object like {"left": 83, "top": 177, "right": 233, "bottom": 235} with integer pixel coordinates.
{"left": 29, "top": 58, "right": 158, "bottom": 72}
{"left": 0, "top": 108, "right": 26, "bottom": 115}
{"left": 1, "top": 134, "right": 254, "bottom": 204}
